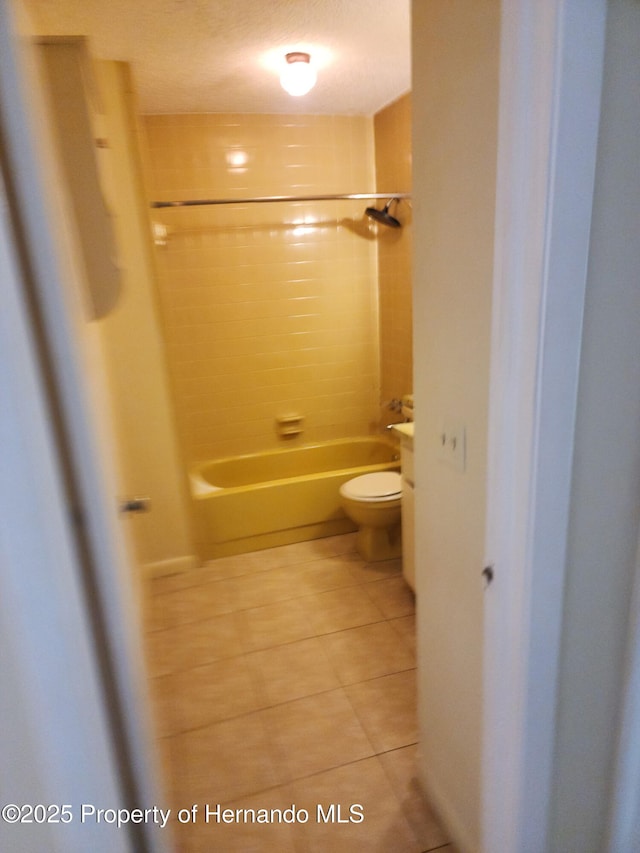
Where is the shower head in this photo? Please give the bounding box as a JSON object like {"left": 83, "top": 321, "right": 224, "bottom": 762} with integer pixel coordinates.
{"left": 365, "top": 198, "right": 402, "bottom": 228}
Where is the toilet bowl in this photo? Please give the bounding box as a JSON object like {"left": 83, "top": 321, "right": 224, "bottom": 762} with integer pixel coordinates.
{"left": 339, "top": 471, "right": 402, "bottom": 562}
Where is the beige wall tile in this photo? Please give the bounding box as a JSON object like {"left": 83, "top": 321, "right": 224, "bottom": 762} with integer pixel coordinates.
{"left": 373, "top": 93, "right": 413, "bottom": 416}
{"left": 143, "top": 113, "right": 380, "bottom": 462}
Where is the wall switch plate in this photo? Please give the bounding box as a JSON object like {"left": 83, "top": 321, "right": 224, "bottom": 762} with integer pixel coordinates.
{"left": 438, "top": 421, "right": 466, "bottom": 472}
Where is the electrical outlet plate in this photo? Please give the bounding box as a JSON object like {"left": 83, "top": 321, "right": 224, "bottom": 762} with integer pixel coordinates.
{"left": 438, "top": 421, "right": 466, "bottom": 472}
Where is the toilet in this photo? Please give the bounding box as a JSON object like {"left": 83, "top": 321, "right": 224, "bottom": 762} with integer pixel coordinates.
{"left": 339, "top": 471, "right": 402, "bottom": 562}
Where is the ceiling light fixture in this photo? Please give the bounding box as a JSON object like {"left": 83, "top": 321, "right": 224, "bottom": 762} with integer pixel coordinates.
{"left": 280, "top": 52, "right": 317, "bottom": 96}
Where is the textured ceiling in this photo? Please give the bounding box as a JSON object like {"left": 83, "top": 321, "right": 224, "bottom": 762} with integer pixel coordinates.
{"left": 27, "top": 0, "right": 411, "bottom": 115}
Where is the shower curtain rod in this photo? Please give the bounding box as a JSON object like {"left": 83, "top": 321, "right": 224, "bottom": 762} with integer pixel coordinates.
{"left": 150, "top": 192, "right": 411, "bottom": 209}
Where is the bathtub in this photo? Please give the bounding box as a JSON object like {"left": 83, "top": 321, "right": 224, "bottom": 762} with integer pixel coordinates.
{"left": 190, "top": 436, "right": 401, "bottom": 559}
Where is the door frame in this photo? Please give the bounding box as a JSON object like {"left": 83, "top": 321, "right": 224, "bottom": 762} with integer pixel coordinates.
{"left": 483, "top": 1, "right": 607, "bottom": 850}
{"left": 0, "top": 0, "right": 621, "bottom": 851}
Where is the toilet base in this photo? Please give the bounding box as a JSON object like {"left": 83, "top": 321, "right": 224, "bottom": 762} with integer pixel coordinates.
{"left": 356, "top": 521, "right": 402, "bottom": 562}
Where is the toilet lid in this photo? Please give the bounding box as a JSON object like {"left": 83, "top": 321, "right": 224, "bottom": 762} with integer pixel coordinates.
{"left": 340, "top": 472, "right": 402, "bottom": 501}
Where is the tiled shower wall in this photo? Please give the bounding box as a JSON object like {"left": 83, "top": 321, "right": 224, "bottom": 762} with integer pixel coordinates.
{"left": 142, "top": 114, "right": 380, "bottom": 465}
{"left": 374, "top": 94, "right": 413, "bottom": 418}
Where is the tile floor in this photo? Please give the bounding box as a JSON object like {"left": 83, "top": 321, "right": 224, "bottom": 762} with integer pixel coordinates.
{"left": 144, "top": 533, "right": 454, "bottom": 852}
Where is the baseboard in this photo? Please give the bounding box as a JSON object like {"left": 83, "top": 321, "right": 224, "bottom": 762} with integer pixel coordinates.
{"left": 143, "top": 554, "right": 199, "bottom": 580}
{"left": 419, "top": 760, "right": 478, "bottom": 853}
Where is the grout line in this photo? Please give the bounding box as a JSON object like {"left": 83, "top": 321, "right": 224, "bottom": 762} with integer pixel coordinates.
{"left": 152, "top": 666, "right": 419, "bottom": 740}
{"left": 151, "top": 535, "right": 360, "bottom": 580}
{"left": 149, "top": 558, "right": 401, "bottom": 601}
{"left": 146, "top": 612, "right": 415, "bottom": 678}
{"left": 283, "top": 751, "right": 386, "bottom": 789}
{"left": 146, "top": 537, "right": 428, "bottom": 845}
{"left": 150, "top": 586, "right": 395, "bottom": 639}
{"left": 144, "top": 568, "right": 404, "bottom": 634}
{"left": 147, "top": 551, "right": 400, "bottom": 599}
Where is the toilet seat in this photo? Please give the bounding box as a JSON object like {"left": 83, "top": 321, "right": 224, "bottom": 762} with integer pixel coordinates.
{"left": 340, "top": 472, "right": 401, "bottom": 502}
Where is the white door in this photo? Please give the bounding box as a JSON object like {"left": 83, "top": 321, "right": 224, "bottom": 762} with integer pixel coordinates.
{"left": 0, "top": 1, "right": 166, "bottom": 850}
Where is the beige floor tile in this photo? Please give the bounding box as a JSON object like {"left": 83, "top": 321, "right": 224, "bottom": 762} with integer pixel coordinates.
{"left": 238, "top": 597, "right": 318, "bottom": 651}
{"left": 147, "top": 612, "right": 242, "bottom": 676}
{"left": 208, "top": 548, "right": 286, "bottom": 577}
{"left": 230, "top": 565, "right": 303, "bottom": 610}
{"left": 159, "top": 578, "right": 241, "bottom": 628}
{"left": 144, "top": 594, "right": 169, "bottom": 633}
{"left": 144, "top": 627, "right": 175, "bottom": 677}
{"left": 166, "top": 822, "right": 192, "bottom": 853}
{"left": 248, "top": 541, "right": 319, "bottom": 568}
{"left": 295, "top": 555, "right": 361, "bottom": 596}
{"left": 149, "top": 553, "right": 271, "bottom": 597}
{"left": 157, "top": 817, "right": 187, "bottom": 853}
{"left": 320, "top": 621, "right": 415, "bottom": 685}
{"left": 389, "top": 613, "right": 417, "bottom": 659}
{"left": 365, "top": 575, "right": 416, "bottom": 619}
{"left": 148, "top": 674, "right": 182, "bottom": 737}
{"left": 148, "top": 551, "right": 280, "bottom": 601}
{"left": 172, "top": 611, "right": 243, "bottom": 668}
{"left": 175, "top": 785, "right": 299, "bottom": 852}
{"left": 157, "top": 734, "right": 191, "bottom": 815}
{"left": 174, "top": 712, "right": 281, "bottom": 805}
{"left": 304, "top": 532, "right": 358, "bottom": 558}
{"left": 145, "top": 536, "right": 426, "bottom": 852}
{"left": 247, "top": 637, "right": 340, "bottom": 706}
{"left": 306, "top": 585, "right": 386, "bottom": 635}
{"left": 264, "top": 534, "right": 356, "bottom": 567}
{"left": 290, "top": 756, "right": 422, "bottom": 852}
{"left": 346, "top": 556, "right": 403, "bottom": 585}
{"left": 169, "top": 657, "right": 263, "bottom": 731}
{"left": 262, "top": 689, "right": 375, "bottom": 782}
{"left": 253, "top": 540, "right": 328, "bottom": 569}
{"left": 345, "top": 669, "right": 418, "bottom": 753}
{"left": 153, "top": 736, "right": 179, "bottom": 809}
{"left": 378, "top": 745, "right": 449, "bottom": 850}
{"left": 323, "top": 532, "right": 358, "bottom": 555}
{"left": 149, "top": 564, "right": 215, "bottom": 597}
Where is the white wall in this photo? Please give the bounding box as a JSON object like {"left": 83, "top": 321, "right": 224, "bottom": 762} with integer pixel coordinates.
{"left": 411, "top": 2, "right": 500, "bottom": 850}
{"left": 549, "top": 1, "right": 640, "bottom": 848}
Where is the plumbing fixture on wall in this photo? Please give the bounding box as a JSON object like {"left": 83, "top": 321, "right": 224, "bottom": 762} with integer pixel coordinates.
{"left": 401, "top": 393, "right": 414, "bottom": 420}
{"left": 365, "top": 198, "right": 402, "bottom": 228}
{"left": 385, "top": 395, "right": 414, "bottom": 422}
